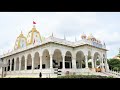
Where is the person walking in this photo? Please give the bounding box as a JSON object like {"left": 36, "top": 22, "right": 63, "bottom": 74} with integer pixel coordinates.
{"left": 39, "top": 72, "right": 42, "bottom": 78}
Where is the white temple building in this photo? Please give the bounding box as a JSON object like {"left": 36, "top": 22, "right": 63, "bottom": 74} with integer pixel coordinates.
{"left": 0, "top": 23, "right": 110, "bottom": 78}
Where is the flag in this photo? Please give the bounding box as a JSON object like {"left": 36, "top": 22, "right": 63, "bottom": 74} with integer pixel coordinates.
{"left": 33, "top": 21, "right": 36, "bottom": 24}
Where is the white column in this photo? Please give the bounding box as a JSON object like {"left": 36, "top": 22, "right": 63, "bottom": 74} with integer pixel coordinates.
{"left": 14, "top": 59, "right": 16, "bottom": 71}
{"left": 91, "top": 56, "right": 94, "bottom": 68}
{"left": 25, "top": 57, "right": 27, "bottom": 71}
{"left": 50, "top": 54, "right": 53, "bottom": 69}
{"left": 6, "top": 60, "right": 8, "bottom": 72}
{"left": 40, "top": 55, "right": 42, "bottom": 69}
{"left": 62, "top": 55, "right": 65, "bottom": 69}
{"left": 10, "top": 59, "right": 12, "bottom": 71}
{"left": 101, "top": 57, "right": 105, "bottom": 72}
{"left": 32, "top": 56, "right": 34, "bottom": 71}
{"left": 94, "top": 59, "right": 96, "bottom": 68}
{"left": 19, "top": 59, "right": 21, "bottom": 71}
{"left": 85, "top": 55, "right": 88, "bottom": 68}
{"left": 72, "top": 57, "right": 76, "bottom": 69}
{"left": 101, "top": 57, "right": 103, "bottom": 68}
{"left": 105, "top": 55, "right": 109, "bottom": 72}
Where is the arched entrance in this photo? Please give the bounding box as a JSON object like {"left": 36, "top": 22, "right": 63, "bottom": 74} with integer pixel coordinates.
{"left": 42, "top": 49, "right": 50, "bottom": 69}
{"left": 27, "top": 54, "right": 32, "bottom": 70}
{"left": 53, "top": 49, "right": 62, "bottom": 69}
{"left": 76, "top": 51, "right": 85, "bottom": 68}
{"left": 34, "top": 52, "right": 40, "bottom": 69}
{"left": 21, "top": 56, "right": 25, "bottom": 70}
{"left": 94, "top": 52, "right": 101, "bottom": 72}
{"left": 16, "top": 57, "right": 19, "bottom": 70}
{"left": 65, "top": 51, "right": 72, "bottom": 68}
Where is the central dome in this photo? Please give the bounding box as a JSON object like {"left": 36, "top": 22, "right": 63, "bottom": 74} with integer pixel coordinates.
{"left": 27, "top": 26, "right": 42, "bottom": 45}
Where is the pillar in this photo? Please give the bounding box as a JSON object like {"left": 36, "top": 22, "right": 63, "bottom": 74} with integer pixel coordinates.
{"left": 62, "top": 55, "right": 65, "bottom": 69}
{"left": 10, "top": 59, "right": 12, "bottom": 71}
{"left": 91, "top": 56, "right": 94, "bottom": 68}
{"left": 14, "top": 59, "right": 16, "bottom": 71}
{"left": 72, "top": 57, "right": 76, "bottom": 69}
{"left": 101, "top": 57, "right": 105, "bottom": 72}
{"left": 85, "top": 55, "right": 88, "bottom": 68}
{"left": 19, "top": 59, "right": 21, "bottom": 71}
{"left": 32, "top": 56, "right": 34, "bottom": 71}
{"left": 94, "top": 59, "right": 96, "bottom": 68}
{"left": 40, "top": 55, "right": 42, "bottom": 69}
{"left": 50, "top": 54, "right": 53, "bottom": 69}
{"left": 6, "top": 60, "right": 8, "bottom": 72}
{"left": 105, "top": 56, "right": 109, "bottom": 72}
{"left": 25, "top": 56, "right": 27, "bottom": 71}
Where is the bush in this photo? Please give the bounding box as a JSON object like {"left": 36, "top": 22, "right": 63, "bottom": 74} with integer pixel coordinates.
{"left": 113, "top": 67, "right": 119, "bottom": 71}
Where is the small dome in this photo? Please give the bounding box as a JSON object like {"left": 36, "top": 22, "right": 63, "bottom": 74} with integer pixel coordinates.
{"left": 81, "top": 33, "right": 87, "bottom": 40}
{"left": 14, "top": 31, "right": 27, "bottom": 50}
{"left": 81, "top": 33, "right": 86, "bottom": 39}
{"left": 95, "top": 39, "right": 101, "bottom": 43}
{"left": 87, "top": 34, "right": 95, "bottom": 40}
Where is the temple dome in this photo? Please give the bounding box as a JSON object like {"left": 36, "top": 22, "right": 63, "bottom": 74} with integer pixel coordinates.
{"left": 87, "top": 34, "right": 95, "bottom": 41}
{"left": 27, "top": 26, "right": 42, "bottom": 45}
{"left": 14, "top": 31, "right": 27, "bottom": 50}
{"left": 81, "top": 33, "right": 86, "bottom": 39}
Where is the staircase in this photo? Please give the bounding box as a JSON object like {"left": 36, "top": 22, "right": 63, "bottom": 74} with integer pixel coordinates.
{"left": 89, "top": 69, "right": 120, "bottom": 78}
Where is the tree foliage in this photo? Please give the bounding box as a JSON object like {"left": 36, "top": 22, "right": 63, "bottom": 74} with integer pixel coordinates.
{"left": 108, "top": 59, "right": 120, "bottom": 71}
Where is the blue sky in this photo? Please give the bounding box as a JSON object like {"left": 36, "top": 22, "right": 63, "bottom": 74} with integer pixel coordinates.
{"left": 0, "top": 12, "right": 120, "bottom": 58}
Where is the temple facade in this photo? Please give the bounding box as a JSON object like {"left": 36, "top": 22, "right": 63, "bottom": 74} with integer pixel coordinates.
{"left": 0, "top": 24, "right": 109, "bottom": 78}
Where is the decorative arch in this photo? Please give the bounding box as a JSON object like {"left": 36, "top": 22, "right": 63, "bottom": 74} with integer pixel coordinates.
{"left": 21, "top": 56, "right": 25, "bottom": 70}
{"left": 27, "top": 54, "right": 32, "bottom": 70}
{"left": 53, "top": 49, "right": 63, "bottom": 69}
{"left": 93, "top": 52, "right": 101, "bottom": 70}
{"left": 34, "top": 52, "right": 40, "bottom": 69}
{"left": 76, "top": 51, "right": 85, "bottom": 68}
{"left": 42, "top": 49, "right": 50, "bottom": 69}
{"left": 65, "top": 51, "right": 72, "bottom": 68}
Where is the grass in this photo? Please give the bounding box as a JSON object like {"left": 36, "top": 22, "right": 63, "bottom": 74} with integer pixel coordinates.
{"left": 58, "top": 75, "right": 113, "bottom": 78}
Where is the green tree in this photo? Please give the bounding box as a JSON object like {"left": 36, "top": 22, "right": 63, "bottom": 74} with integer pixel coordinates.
{"left": 108, "top": 59, "right": 120, "bottom": 71}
